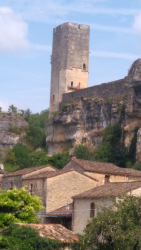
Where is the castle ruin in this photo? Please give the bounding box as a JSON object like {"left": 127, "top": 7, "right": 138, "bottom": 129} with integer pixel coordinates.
{"left": 50, "top": 22, "right": 90, "bottom": 113}
{"left": 47, "top": 22, "right": 141, "bottom": 156}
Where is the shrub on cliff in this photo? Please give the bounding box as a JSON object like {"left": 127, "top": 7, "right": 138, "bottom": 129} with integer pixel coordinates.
{"left": 75, "top": 123, "right": 138, "bottom": 168}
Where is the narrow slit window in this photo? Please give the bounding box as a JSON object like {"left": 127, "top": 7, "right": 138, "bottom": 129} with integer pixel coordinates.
{"left": 83, "top": 63, "right": 86, "bottom": 70}
{"left": 90, "top": 202, "right": 95, "bottom": 218}
{"left": 71, "top": 81, "right": 73, "bottom": 87}
{"left": 10, "top": 182, "right": 13, "bottom": 190}
{"left": 53, "top": 94, "right": 55, "bottom": 102}
{"left": 30, "top": 184, "right": 33, "bottom": 195}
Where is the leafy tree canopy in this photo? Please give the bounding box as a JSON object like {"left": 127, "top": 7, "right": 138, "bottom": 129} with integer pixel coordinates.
{"left": 78, "top": 195, "right": 141, "bottom": 250}
{"left": 0, "top": 224, "right": 64, "bottom": 250}
{"left": 0, "top": 187, "right": 43, "bottom": 228}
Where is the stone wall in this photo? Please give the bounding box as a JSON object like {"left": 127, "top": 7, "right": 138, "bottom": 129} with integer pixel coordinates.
{"left": 61, "top": 78, "right": 129, "bottom": 105}
{"left": 2, "top": 175, "right": 22, "bottom": 190}
{"left": 22, "top": 178, "right": 47, "bottom": 207}
{"left": 46, "top": 171, "right": 98, "bottom": 212}
{"left": 72, "top": 197, "right": 114, "bottom": 234}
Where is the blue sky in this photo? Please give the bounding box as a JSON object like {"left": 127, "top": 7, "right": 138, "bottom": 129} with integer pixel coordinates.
{"left": 0, "top": 0, "right": 141, "bottom": 113}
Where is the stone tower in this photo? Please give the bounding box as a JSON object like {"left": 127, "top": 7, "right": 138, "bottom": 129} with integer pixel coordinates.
{"left": 49, "top": 22, "right": 90, "bottom": 113}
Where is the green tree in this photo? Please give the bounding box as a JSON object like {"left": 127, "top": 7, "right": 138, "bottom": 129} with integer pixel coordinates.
{"left": 8, "top": 105, "right": 18, "bottom": 113}
{"left": 79, "top": 195, "right": 141, "bottom": 250}
{"left": 0, "top": 187, "right": 43, "bottom": 228}
{"left": 1, "top": 224, "right": 63, "bottom": 250}
{"left": 12, "top": 143, "right": 31, "bottom": 169}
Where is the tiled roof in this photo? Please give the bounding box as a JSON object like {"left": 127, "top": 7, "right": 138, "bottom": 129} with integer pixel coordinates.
{"left": 72, "top": 181, "right": 141, "bottom": 199}
{"left": 45, "top": 203, "right": 73, "bottom": 217}
{"left": 70, "top": 157, "right": 130, "bottom": 176}
{"left": 23, "top": 169, "right": 98, "bottom": 181}
{"left": 3, "top": 165, "right": 56, "bottom": 178}
{"left": 0, "top": 169, "right": 6, "bottom": 174}
{"left": 17, "top": 223, "right": 79, "bottom": 243}
{"left": 122, "top": 168, "right": 141, "bottom": 177}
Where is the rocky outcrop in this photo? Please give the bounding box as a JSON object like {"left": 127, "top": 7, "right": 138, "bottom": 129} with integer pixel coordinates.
{"left": 0, "top": 113, "right": 28, "bottom": 148}
{"left": 46, "top": 58, "right": 141, "bottom": 160}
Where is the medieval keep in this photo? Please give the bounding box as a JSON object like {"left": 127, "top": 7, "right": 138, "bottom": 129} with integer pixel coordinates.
{"left": 50, "top": 22, "right": 90, "bottom": 113}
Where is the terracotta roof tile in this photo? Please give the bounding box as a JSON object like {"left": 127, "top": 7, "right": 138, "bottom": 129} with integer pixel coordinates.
{"left": 122, "top": 168, "right": 141, "bottom": 177}
{"left": 23, "top": 169, "right": 98, "bottom": 181}
{"left": 0, "top": 169, "right": 6, "bottom": 174}
{"left": 17, "top": 223, "right": 79, "bottom": 243}
{"left": 70, "top": 157, "right": 130, "bottom": 176}
{"left": 73, "top": 181, "right": 141, "bottom": 199}
{"left": 45, "top": 203, "right": 73, "bottom": 217}
{"left": 3, "top": 165, "right": 56, "bottom": 178}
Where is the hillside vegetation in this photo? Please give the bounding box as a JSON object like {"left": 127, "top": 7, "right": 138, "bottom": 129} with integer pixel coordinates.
{"left": 0, "top": 105, "right": 69, "bottom": 172}
{"left": 0, "top": 105, "right": 140, "bottom": 173}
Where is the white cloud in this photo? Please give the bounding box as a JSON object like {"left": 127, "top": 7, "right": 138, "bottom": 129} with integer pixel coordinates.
{"left": 90, "top": 51, "right": 139, "bottom": 60}
{"left": 133, "top": 11, "right": 141, "bottom": 35}
{"left": 0, "top": 7, "right": 29, "bottom": 51}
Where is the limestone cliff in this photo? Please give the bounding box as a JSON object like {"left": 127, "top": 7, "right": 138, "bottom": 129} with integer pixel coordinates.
{"left": 46, "top": 59, "right": 141, "bottom": 161}
{"left": 0, "top": 113, "right": 28, "bottom": 148}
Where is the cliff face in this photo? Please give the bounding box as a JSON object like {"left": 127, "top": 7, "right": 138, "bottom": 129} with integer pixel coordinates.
{"left": 0, "top": 113, "right": 28, "bottom": 148}
{"left": 46, "top": 59, "right": 141, "bottom": 161}
{"left": 46, "top": 88, "right": 138, "bottom": 155}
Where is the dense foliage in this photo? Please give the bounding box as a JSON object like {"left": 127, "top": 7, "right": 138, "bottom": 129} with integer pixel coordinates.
{"left": 3, "top": 143, "right": 69, "bottom": 172}
{"left": 75, "top": 124, "right": 140, "bottom": 168}
{"left": 76, "top": 195, "right": 141, "bottom": 250}
{"left": 0, "top": 187, "right": 43, "bottom": 228}
{"left": 0, "top": 224, "right": 65, "bottom": 250}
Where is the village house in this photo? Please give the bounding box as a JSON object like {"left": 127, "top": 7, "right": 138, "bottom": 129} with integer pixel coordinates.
{"left": 1, "top": 164, "right": 57, "bottom": 190}
{"left": 72, "top": 181, "right": 141, "bottom": 234}
{"left": 63, "top": 157, "right": 130, "bottom": 185}
{"left": 63, "top": 157, "right": 141, "bottom": 184}
{"left": 22, "top": 169, "right": 98, "bottom": 228}
{"left": 1, "top": 166, "right": 98, "bottom": 229}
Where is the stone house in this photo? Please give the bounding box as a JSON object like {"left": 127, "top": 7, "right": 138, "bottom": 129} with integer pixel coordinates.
{"left": 1, "top": 165, "right": 57, "bottom": 190}
{"left": 72, "top": 181, "right": 141, "bottom": 234}
{"left": 22, "top": 169, "right": 98, "bottom": 228}
{"left": 63, "top": 157, "right": 130, "bottom": 185}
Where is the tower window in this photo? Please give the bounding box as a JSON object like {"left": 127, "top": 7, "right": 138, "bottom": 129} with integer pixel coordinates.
{"left": 53, "top": 94, "right": 55, "bottom": 102}
{"left": 83, "top": 63, "right": 86, "bottom": 70}
{"left": 90, "top": 202, "right": 95, "bottom": 218}
{"left": 71, "top": 81, "right": 73, "bottom": 87}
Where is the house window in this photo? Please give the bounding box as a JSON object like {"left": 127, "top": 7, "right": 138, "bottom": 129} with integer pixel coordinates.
{"left": 83, "top": 63, "right": 86, "bottom": 70}
{"left": 10, "top": 182, "right": 13, "bottom": 190}
{"left": 29, "top": 184, "right": 33, "bottom": 195}
{"left": 53, "top": 94, "right": 55, "bottom": 102}
{"left": 105, "top": 175, "right": 110, "bottom": 184}
{"left": 71, "top": 81, "right": 73, "bottom": 87}
{"left": 90, "top": 202, "right": 95, "bottom": 218}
